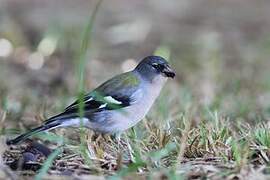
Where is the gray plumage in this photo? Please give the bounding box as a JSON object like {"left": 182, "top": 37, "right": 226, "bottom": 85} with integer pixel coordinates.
{"left": 7, "top": 56, "right": 175, "bottom": 145}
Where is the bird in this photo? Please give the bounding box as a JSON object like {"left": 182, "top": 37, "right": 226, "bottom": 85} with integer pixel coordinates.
{"left": 6, "top": 55, "right": 175, "bottom": 145}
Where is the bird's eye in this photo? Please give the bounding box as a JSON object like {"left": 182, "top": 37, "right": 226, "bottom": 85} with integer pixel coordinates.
{"left": 152, "top": 63, "right": 159, "bottom": 69}
{"left": 152, "top": 63, "right": 165, "bottom": 72}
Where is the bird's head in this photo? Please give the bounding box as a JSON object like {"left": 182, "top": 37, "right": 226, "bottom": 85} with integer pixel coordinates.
{"left": 135, "top": 56, "right": 175, "bottom": 82}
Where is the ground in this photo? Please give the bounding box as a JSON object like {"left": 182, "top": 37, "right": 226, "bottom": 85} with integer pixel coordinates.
{"left": 0, "top": 0, "right": 270, "bottom": 179}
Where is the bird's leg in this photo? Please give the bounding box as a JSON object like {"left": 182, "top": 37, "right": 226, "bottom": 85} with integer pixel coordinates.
{"left": 113, "top": 133, "right": 135, "bottom": 162}
{"left": 124, "top": 133, "right": 135, "bottom": 163}
{"left": 114, "top": 132, "right": 122, "bottom": 149}
{"left": 95, "top": 134, "right": 103, "bottom": 145}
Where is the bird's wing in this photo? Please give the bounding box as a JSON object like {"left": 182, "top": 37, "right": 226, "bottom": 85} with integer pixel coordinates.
{"left": 44, "top": 72, "right": 142, "bottom": 124}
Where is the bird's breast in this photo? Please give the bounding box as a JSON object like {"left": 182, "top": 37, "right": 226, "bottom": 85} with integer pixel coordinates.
{"left": 106, "top": 78, "right": 166, "bottom": 133}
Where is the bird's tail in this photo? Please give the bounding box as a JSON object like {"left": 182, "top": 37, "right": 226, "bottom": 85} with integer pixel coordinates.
{"left": 6, "top": 122, "right": 60, "bottom": 145}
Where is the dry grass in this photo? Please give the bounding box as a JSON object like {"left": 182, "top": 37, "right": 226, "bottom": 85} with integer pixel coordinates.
{"left": 1, "top": 107, "right": 270, "bottom": 179}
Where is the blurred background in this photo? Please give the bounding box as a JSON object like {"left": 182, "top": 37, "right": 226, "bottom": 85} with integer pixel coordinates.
{"left": 0, "top": 0, "right": 270, "bottom": 131}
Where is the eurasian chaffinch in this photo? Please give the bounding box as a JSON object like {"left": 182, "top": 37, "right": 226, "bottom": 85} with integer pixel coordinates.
{"left": 7, "top": 55, "right": 175, "bottom": 145}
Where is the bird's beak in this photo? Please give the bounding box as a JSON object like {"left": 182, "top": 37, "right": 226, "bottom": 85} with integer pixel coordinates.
{"left": 162, "top": 64, "right": 176, "bottom": 78}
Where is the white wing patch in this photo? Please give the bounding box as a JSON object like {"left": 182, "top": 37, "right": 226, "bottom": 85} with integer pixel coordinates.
{"left": 85, "top": 97, "right": 93, "bottom": 102}
{"left": 104, "top": 96, "right": 122, "bottom": 105}
{"left": 99, "top": 103, "right": 107, "bottom": 108}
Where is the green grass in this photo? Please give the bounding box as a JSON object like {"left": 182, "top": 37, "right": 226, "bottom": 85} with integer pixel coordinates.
{"left": 75, "top": 0, "right": 103, "bottom": 167}
{"left": 253, "top": 126, "right": 270, "bottom": 148}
